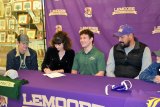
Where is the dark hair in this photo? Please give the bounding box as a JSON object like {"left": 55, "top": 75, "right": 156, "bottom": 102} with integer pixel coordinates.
{"left": 50, "top": 31, "right": 72, "bottom": 50}
{"left": 79, "top": 29, "right": 94, "bottom": 42}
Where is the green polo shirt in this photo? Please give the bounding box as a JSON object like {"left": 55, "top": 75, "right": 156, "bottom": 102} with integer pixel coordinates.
{"left": 72, "top": 47, "right": 106, "bottom": 75}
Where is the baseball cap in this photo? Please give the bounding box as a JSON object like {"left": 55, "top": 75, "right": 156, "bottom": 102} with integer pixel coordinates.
{"left": 153, "top": 50, "right": 160, "bottom": 57}
{"left": 113, "top": 24, "right": 134, "bottom": 37}
{"left": 17, "top": 34, "right": 30, "bottom": 44}
{"left": 4, "top": 69, "right": 19, "bottom": 79}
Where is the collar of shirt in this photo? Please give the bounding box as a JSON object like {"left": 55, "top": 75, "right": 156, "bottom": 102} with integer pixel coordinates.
{"left": 82, "top": 46, "right": 96, "bottom": 55}
{"left": 15, "top": 46, "right": 30, "bottom": 57}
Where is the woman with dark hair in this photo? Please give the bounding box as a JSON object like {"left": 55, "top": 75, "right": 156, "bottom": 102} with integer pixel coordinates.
{"left": 41, "top": 31, "right": 75, "bottom": 73}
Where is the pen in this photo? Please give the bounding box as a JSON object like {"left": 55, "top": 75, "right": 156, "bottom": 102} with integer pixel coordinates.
{"left": 44, "top": 65, "right": 52, "bottom": 74}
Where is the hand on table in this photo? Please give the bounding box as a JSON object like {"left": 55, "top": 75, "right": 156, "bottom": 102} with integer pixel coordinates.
{"left": 153, "top": 75, "right": 160, "bottom": 83}
{"left": 44, "top": 68, "right": 52, "bottom": 74}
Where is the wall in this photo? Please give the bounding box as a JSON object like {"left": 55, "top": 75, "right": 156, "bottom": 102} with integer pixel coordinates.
{"left": 45, "top": 0, "right": 160, "bottom": 59}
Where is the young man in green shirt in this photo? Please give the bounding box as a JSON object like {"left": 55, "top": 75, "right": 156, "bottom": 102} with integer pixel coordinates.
{"left": 72, "top": 29, "right": 106, "bottom": 76}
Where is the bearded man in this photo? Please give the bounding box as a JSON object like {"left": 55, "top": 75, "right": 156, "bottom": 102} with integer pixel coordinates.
{"left": 106, "top": 24, "right": 152, "bottom": 79}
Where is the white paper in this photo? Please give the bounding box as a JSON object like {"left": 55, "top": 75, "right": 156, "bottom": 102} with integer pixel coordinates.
{"left": 43, "top": 72, "right": 65, "bottom": 78}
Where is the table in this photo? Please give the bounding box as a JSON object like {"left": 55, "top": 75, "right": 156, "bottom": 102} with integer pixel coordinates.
{"left": 6, "top": 70, "right": 160, "bottom": 107}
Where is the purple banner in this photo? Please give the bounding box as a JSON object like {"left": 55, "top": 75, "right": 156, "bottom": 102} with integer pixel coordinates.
{"left": 44, "top": 0, "right": 160, "bottom": 58}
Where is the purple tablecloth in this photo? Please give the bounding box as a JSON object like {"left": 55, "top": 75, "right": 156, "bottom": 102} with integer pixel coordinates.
{"left": 7, "top": 70, "right": 160, "bottom": 107}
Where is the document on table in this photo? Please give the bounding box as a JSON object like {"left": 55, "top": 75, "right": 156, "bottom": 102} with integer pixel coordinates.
{"left": 43, "top": 72, "right": 65, "bottom": 78}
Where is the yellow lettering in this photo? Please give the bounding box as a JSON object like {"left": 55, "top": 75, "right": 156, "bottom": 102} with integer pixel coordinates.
{"left": 0, "top": 80, "right": 15, "bottom": 87}
{"left": 32, "top": 94, "right": 42, "bottom": 106}
{"left": 79, "top": 101, "right": 91, "bottom": 107}
{"left": 42, "top": 95, "right": 55, "bottom": 107}
{"left": 92, "top": 104, "right": 105, "bottom": 107}
{"left": 23, "top": 93, "right": 33, "bottom": 105}
{"left": 56, "top": 97, "right": 66, "bottom": 107}
{"left": 67, "top": 99, "right": 78, "bottom": 107}
{"left": 22, "top": 93, "right": 105, "bottom": 107}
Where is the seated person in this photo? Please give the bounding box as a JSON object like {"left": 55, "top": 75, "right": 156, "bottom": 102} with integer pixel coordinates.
{"left": 6, "top": 34, "right": 38, "bottom": 71}
{"left": 139, "top": 50, "right": 160, "bottom": 83}
{"left": 71, "top": 29, "right": 106, "bottom": 76}
{"left": 106, "top": 24, "right": 152, "bottom": 79}
{"left": 41, "top": 31, "right": 75, "bottom": 73}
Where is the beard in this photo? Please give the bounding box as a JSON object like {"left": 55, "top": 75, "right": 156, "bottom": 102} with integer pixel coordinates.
{"left": 119, "top": 41, "right": 130, "bottom": 48}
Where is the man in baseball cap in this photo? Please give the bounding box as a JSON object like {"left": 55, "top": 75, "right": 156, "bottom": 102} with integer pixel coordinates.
{"left": 106, "top": 24, "right": 152, "bottom": 79}
{"left": 6, "top": 34, "right": 38, "bottom": 71}
{"left": 113, "top": 24, "right": 135, "bottom": 48}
